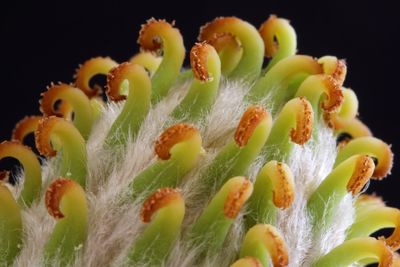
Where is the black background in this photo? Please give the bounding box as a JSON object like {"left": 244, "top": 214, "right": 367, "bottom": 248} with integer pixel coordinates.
{"left": 1, "top": 1, "right": 399, "bottom": 207}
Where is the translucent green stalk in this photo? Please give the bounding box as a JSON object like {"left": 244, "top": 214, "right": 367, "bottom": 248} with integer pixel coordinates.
{"left": 313, "top": 237, "right": 393, "bottom": 267}
{"left": 246, "top": 55, "right": 322, "bottom": 110}
{"left": 347, "top": 196, "right": 400, "bottom": 250}
{"left": 89, "top": 97, "right": 105, "bottom": 121}
{"left": 295, "top": 74, "right": 343, "bottom": 120}
{"left": 264, "top": 97, "right": 313, "bottom": 162}
{"left": 201, "top": 106, "right": 272, "bottom": 194}
{"left": 308, "top": 155, "right": 374, "bottom": 227}
{"left": 138, "top": 18, "right": 185, "bottom": 104}
{"left": 44, "top": 178, "right": 88, "bottom": 266}
{"left": 171, "top": 42, "right": 221, "bottom": 123}
{"left": 206, "top": 32, "right": 242, "bottom": 76}
{"left": 130, "top": 51, "right": 162, "bottom": 76}
{"left": 40, "top": 83, "right": 94, "bottom": 139}
{"left": 239, "top": 224, "right": 289, "bottom": 267}
{"left": 128, "top": 188, "right": 184, "bottom": 265}
{"left": 246, "top": 161, "right": 294, "bottom": 228}
{"left": 335, "top": 136, "right": 393, "bottom": 179}
{"left": 199, "top": 17, "right": 264, "bottom": 81}
{"left": 0, "top": 181, "right": 22, "bottom": 266}
{"left": 35, "top": 116, "right": 87, "bottom": 187}
{"left": 130, "top": 124, "right": 202, "bottom": 199}
{"left": 259, "top": 15, "right": 297, "bottom": 72}
{"left": 0, "top": 141, "right": 41, "bottom": 207}
{"left": 188, "top": 177, "right": 253, "bottom": 258}
{"left": 335, "top": 117, "right": 372, "bottom": 141}
{"left": 105, "top": 63, "right": 151, "bottom": 147}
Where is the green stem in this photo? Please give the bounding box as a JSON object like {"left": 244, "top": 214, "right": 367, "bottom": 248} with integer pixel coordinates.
{"left": 335, "top": 136, "right": 393, "bottom": 179}
{"left": 207, "top": 33, "right": 242, "bottom": 76}
{"left": 188, "top": 177, "right": 253, "bottom": 258}
{"left": 40, "top": 83, "right": 94, "bottom": 139}
{"left": 323, "top": 88, "right": 359, "bottom": 130}
{"left": 44, "top": 178, "right": 88, "bottom": 267}
{"left": 128, "top": 188, "right": 184, "bottom": 265}
{"left": 89, "top": 97, "right": 105, "bottom": 121}
{"left": 348, "top": 203, "right": 400, "bottom": 250}
{"left": 259, "top": 15, "right": 297, "bottom": 72}
{"left": 171, "top": 42, "right": 221, "bottom": 123}
{"left": 264, "top": 97, "right": 313, "bottom": 162}
{"left": 138, "top": 18, "right": 185, "bottom": 104}
{"left": 201, "top": 106, "right": 272, "bottom": 194}
{"left": 130, "top": 124, "right": 202, "bottom": 199}
{"left": 129, "top": 51, "right": 162, "bottom": 76}
{"left": 246, "top": 161, "right": 294, "bottom": 228}
{"left": 246, "top": 55, "right": 322, "bottom": 110}
{"left": 0, "top": 141, "right": 41, "bottom": 207}
{"left": 105, "top": 63, "right": 151, "bottom": 147}
{"left": 295, "top": 74, "right": 343, "bottom": 120}
{"left": 0, "top": 182, "right": 22, "bottom": 266}
{"left": 199, "top": 17, "right": 264, "bottom": 81}
{"left": 35, "top": 116, "right": 87, "bottom": 187}
{"left": 239, "top": 224, "right": 288, "bottom": 267}
{"left": 313, "top": 237, "right": 393, "bottom": 267}
{"left": 308, "top": 155, "right": 374, "bottom": 228}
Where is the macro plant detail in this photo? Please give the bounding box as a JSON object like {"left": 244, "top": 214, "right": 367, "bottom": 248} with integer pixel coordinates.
{"left": 0, "top": 14, "right": 397, "bottom": 267}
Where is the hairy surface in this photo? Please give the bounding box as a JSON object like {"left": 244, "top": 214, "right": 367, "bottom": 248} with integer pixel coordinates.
{"left": 12, "top": 78, "right": 352, "bottom": 267}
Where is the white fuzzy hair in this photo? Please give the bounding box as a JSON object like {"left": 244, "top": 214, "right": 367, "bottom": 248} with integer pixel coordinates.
{"left": 11, "top": 78, "right": 355, "bottom": 267}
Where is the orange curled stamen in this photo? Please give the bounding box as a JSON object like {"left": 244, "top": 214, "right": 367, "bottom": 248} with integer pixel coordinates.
{"left": 259, "top": 15, "right": 279, "bottom": 57}
{"left": 12, "top": 115, "right": 42, "bottom": 143}
{"left": 273, "top": 162, "right": 295, "bottom": 209}
{"left": 34, "top": 116, "right": 62, "bottom": 157}
{"left": 338, "top": 137, "right": 393, "bottom": 180}
{"left": 190, "top": 42, "right": 214, "bottom": 81}
{"left": 198, "top": 17, "right": 240, "bottom": 42}
{"left": 290, "top": 97, "right": 313, "bottom": 145}
{"left": 154, "top": 123, "right": 198, "bottom": 160}
{"left": 106, "top": 62, "right": 133, "bottom": 102}
{"left": 141, "top": 187, "right": 181, "bottom": 223}
{"left": 380, "top": 242, "right": 394, "bottom": 267}
{"left": 74, "top": 57, "right": 118, "bottom": 98}
{"left": 336, "top": 118, "right": 372, "bottom": 148}
{"left": 373, "top": 145, "right": 393, "bottom": 180}
{"left": 347, "top": 155, "right": 375, "bottom": 195}
{"left": 39, "top": 83, "right": 77, "bottom": 117}
{"left": 264, "top": 226, "right": 289, "bottom": 267}
{"left": 320, "top": 75, "right": 344, "bottom": 113}
{"left": 258, "top": 14, "right": 294, "bottom": 58}
{"left": 45, "top": 178, "right": 76, "bottom": 219}
{"left": 224, "top": 179, "right": 253, "bottom": 219}
{"left": 381, "top": 212, "right": 400, "bottom": 250}
{"left": 332, "top": 59, "right": 347, "bottom": 85}
{"left": 138, "top": 18, "right": 176, "bottom": 54}
{"left": 234, "top": 106, "right": 269, "bottom": 147}
{"left": 245, "top": 224, "right": 289, "bottom": 267}
{"left": 318, "top": 56, "right": 347, "bottom": 86}
{"left": 206, "top": 32, "right": 240, "bottom": 52}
